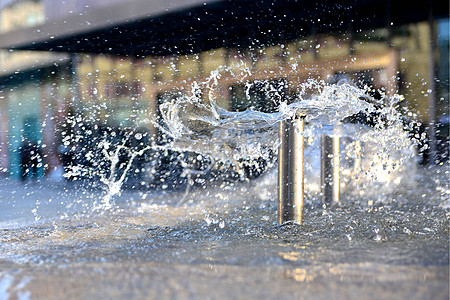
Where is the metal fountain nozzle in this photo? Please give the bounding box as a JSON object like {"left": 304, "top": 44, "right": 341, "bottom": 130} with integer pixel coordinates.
{"left": 321, "top": 134, "right": 340, "bottom": 206}
{"left": 278, "top": 111, "right": 305, "bottom": 225}
{"left": 278, "top": 111, "right": 340, "bottom": 225}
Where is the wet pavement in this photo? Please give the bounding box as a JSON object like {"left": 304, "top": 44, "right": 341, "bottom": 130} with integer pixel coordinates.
{"left": 0, "top": 167, "right": 448, "bottom": 300}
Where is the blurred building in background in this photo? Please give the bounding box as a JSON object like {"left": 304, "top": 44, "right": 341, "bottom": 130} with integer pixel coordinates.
{"left": 0, "top": 0, "right": 69, "bottom": 178}
{"left": 0, "top": 0, "right": 448, "bottom": 180}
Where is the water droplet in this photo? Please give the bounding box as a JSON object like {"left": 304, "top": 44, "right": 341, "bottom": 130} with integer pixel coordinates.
{"left": 219, "top": 220, "right": 225, "bottom": 229}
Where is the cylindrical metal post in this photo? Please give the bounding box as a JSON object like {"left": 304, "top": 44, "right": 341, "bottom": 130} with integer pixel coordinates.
{"left": 278, "top": 114, "right": 305, "bottom": 225}
{"left": 278, "top": 119, "right": 289, "bottom": 222}
{"left": 321, "top": 134, "right": 340, "bottom": 206}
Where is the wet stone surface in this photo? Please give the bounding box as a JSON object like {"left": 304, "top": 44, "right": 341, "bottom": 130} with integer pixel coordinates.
{"left": 0, "top": 166, "right": 448, "bottom": 299}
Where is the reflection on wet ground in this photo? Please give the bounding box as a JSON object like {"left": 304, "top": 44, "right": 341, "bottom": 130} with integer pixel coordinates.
{"left": 0, "top": 166, "right": 448, "bottom": 299}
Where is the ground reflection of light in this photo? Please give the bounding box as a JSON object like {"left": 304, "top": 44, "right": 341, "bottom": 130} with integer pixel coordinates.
{"left": 278, "top": 251, "right": 302, "bottom": 262}
{"left": 285, "top": 268, "right": 314, "bottom": 282}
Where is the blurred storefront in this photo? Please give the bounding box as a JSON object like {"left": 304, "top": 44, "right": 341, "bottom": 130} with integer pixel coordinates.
{"left": 0, "top": 0, "right": 70, "bottom": 178}
{"left": 0, "top": 0, "right": 448, "bottom": 179}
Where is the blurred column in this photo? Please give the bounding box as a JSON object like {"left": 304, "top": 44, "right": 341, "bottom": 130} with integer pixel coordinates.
{"left": 70, "top": 53, "right": 81, "bottom": 113}
{"left": 40, "top": 82, "right": 55, "bottom": 175}
{"left": 427, "top": 3, "right": 437, "bottom": 164}
{"left": 0, "top": 92, "right": 9, "bottom": 177}
{"left": 386, "top": 0, "right": 393, "bottom": 47}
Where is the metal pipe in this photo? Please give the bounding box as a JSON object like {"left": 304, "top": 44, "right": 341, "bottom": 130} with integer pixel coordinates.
{"left": 278, "top": 119, "right": 289, "bottom": 222}
{"left": 321, "top": 134, "right": 340, "bottom": 206}
{"left": 278, "top": 113, "right": 305, "bottom": 225}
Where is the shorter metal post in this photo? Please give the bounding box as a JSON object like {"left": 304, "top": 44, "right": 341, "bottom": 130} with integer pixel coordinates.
{"left": 278, "top": 114, "right": 305, "bottom": 225}
{"left": 321, "top": 134, "right": 340, "bottom": 206}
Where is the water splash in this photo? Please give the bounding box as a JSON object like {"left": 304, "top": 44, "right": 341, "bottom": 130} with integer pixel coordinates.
{"left": 62, "top": 128, "right": 154, "bottom": 210}
{"left": 96, "top": 140, "right": 151, "bottom": 209}
{"left": 158, "top": 75, "right": 416, "bottom": 195}
{"left": 60, "top": 70, "right": 420, "bottom": 209}
{"left": 159, "top": 79, "right": 371, "bottom": 168}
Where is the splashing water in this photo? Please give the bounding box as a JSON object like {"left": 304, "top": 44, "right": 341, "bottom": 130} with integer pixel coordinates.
{"left": 60, "top": 68, "right": 420, "bottom": 209}
{"left": 157, "top": 75, "right": 417, "bottom": 200}
{"left": 158, "top": 78, "right": 377, "bottom": 161}
{"left": 96, "top": 140, "right": 152, "bottom": 209}
{"left": 63, "top": 129, "right": 154, "bottom": 209}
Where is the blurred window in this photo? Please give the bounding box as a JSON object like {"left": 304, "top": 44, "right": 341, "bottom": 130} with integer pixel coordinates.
{"left": 230, "top": 79, "right": 286, "bottom": 113}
